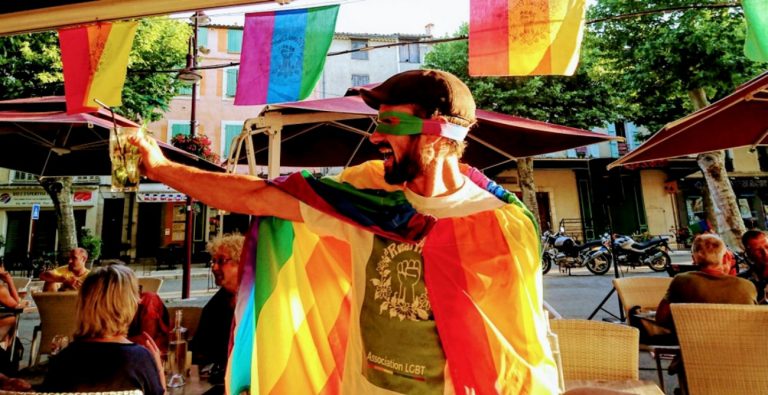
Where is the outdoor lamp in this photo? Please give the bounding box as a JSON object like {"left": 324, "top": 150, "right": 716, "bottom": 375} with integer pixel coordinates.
{"left": 177, "top": 37, "right": 202, "bottom": 85}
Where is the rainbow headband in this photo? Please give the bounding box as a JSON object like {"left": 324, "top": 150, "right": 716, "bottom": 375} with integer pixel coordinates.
{"left": 376, "top": 111, "right": 469, "bottom": 141}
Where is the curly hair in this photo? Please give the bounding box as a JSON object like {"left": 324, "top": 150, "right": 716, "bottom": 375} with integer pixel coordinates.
{"left": 206, "top": 233, "right": 245, "bottom": 263}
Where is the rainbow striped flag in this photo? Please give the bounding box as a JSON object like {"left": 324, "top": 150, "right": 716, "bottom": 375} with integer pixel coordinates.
{"left": 234, "top": 5, "right": 339, "bottom": 105}
{"left": 59, "top": 21, "right": 138, "bottom": 114}
{"left": 744, "top": 0, "right": 768, "bottom": 62}
{"left": 469, "top": 0, "right": 586, "bottom": 76}
{"left": 226, "top": 162, "right": 558, "bottom": 394}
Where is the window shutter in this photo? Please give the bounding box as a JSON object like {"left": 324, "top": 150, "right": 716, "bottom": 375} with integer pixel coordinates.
{"left": 177, "top": 84, "right": 192, "bottom": 96}
{"left": 227, "top": 29, "right": 243, "bottom": 53}
{"left": 171, "top": 123, "right": 191, "bottom": 138}
{"left": 225, "top": 68, "right": 239, "bottom": 98}
{"left": 198, "top": 27, "right": 209, "bottom": 48}
{"left": 223, "top": 124, "right": 243, "bottom": 158}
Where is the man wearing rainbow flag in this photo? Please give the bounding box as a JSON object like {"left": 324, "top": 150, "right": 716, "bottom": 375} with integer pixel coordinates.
{"left": 132, "top": 69, "right": 558, "bottom": 394}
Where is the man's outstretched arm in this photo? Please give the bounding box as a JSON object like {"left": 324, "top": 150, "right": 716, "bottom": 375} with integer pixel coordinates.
{"left": 131, "top": 135, "right": 301, "bottom": 222}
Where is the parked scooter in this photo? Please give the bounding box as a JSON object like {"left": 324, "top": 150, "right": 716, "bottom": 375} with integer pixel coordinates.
{"left": 611, "top": 234, "right": 671, "bottom": 272}
{"left": 541, "top": 229, "right": 612, "bottom": 275}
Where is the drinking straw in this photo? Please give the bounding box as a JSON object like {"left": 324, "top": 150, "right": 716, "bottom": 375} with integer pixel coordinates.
{"left": 93, "top": 99, "right": 127, "bottom": 168}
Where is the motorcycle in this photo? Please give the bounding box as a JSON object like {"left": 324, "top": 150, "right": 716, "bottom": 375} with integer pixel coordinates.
{"left": 541, "top": 229, "right": 612, "bottom": 275}
{"left": 611, "top": 234, "right": 671, "bottom": 272}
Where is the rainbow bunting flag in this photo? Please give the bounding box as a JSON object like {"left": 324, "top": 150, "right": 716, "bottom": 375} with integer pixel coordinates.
{"left": 226, "top": 162, "right": 558, "bottom": 394}
{"left": 744, "top": 0, "right": 768, "bottom": 63}
{"left": 59, "top": 21, "right": 138, "bottom": 114}
{"left": 469, "top": 0, "right": 586, "bottom": 76}
{"left": 234, "top": 5, "right": 339, "bottom": 105}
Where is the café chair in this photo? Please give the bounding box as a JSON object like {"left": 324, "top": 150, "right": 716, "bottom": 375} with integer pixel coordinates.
{"left": 137, "top": 277, "right": 163, "bottom": 294}
{"left": 551, "top": 319, "right": 639, "bottom": 381}
{"left": 613, "top": 276, "right": 678, "bottom": 387}
{"left": 551, "top": 319, "right": 664, "bottom": 394}
{"left": 29, "top": 291, "right": 78, "bottom": 366}
{"left": 671, "top": 303, "right": 768, "bottom": 395}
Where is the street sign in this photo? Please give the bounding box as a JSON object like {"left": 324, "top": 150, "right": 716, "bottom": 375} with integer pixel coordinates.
{"left": 31, "top": 203, "right": 40, "bottom": 220}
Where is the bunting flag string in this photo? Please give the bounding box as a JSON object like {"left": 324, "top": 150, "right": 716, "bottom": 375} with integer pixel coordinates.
{"left": 59, "top": 21, "right": 138, "bottom": 114}
{"left": 469, "top": 0, "right": 586, "bottom": 76}
{"left": 235, "top": 5, "right": 339, "bottom": 105}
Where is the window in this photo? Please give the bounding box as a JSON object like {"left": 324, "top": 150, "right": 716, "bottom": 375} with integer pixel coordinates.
{"left": 168, "top": 121, "right": 191, "bottom": 142}
{"left": 399, "top": 42, "right": 420, "bottom": 63}
{"left": 221, "top": 122, "right": 244, "bottom": 159}
{"left": 176, "top": 84, "right": 192, "bottom": 96}
{"left": 10, "top": 170, "right": 36, "bottom": 183}
{"left": 227, "top": 29, "right": 243, "bottom": 53}
{"left": 197, "top": 27, "right": 209, "bottom": 49}
{"left": 351, "top": 74, "right": 370, "bottom": 87}
{"left": 351, "top": 39, "right": 368, "bottom": 60}
{"left": 223, "top": 67, "right": 239, "bottom": 99}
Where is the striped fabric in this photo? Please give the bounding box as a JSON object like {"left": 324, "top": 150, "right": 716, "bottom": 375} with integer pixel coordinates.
{"left": 227, "top": 161, "right": 557, "bottom": 394}
{"left": 59, "top": 21, "right": 138, "bottom": 113}
{"left": 469, "top": 0, "right": 586, "bottom": 76}
{"left": 234, "top": 5, "right": 339, "bottom": 105}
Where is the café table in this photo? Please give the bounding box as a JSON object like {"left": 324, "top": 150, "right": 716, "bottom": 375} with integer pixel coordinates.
{"left": 167, "top": 365, "right": 215, "bottom": 395}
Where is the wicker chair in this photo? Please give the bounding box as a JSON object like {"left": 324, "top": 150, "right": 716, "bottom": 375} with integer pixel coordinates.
{"left": 550, "top": 319, "right": 639, "bottom": 381}
{"left": 612, "top": 277, "right": 672, "bottom": 320}
{"left": 137, "top": 277, "right": 163, "bottom": 294}
{"left": 671, "top": 303, "right": 768, "bottom": 395}
{"left": 29, "top": 291, "right": 78, "bottom": 366}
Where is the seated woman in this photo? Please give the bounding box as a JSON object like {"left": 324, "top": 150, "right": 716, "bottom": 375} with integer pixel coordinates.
{"left": 0, "top": 266, "right": 25, "bottom": 373}
{"left": 42, "top": 265, "right": 165, "bottom": 395}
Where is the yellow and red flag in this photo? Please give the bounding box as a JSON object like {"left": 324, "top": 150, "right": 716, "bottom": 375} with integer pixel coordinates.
{"left": 469, "top": 0, "right": 586, "bottom": 76}
{"left": 59, "top": 21, "right": 138, "bottom": 114}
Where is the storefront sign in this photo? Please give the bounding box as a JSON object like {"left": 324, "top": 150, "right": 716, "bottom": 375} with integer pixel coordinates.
{"left": 0, "top": 189, "right": 95, "bottom": 207}
{"left": 136, "top": 193, "right": 186, "bottom": 203}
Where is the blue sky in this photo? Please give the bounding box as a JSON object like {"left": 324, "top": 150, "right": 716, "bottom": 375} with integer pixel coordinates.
{"left": 188, "top": 0, "right": 468, "bottom": 37}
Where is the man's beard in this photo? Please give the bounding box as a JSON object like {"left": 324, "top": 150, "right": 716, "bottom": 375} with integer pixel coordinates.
{"left": 383, "top": 140, "right": 422, "bottom": 185}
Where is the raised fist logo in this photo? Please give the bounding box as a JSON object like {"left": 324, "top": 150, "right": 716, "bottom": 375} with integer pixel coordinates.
{"left": 396, "top": 259, "right": 421, "bottom": 303}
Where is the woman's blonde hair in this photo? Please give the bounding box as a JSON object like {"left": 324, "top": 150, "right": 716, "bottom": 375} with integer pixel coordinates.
{"left": 74, "top": 264, "right": 139, "bottom": 340}
{"left": 206, "top": 233, "right": 245, "bottom": 263}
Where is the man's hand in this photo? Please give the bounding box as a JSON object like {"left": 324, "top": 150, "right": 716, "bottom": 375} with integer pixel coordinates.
{"left": 63, "top": 276, "right": 83, "bottom": 290}
{"left": 0, "top": 270, "right": 11, "bottom": 284}
{"left": 128, "top": 134, "right": 171, "bottom": 181}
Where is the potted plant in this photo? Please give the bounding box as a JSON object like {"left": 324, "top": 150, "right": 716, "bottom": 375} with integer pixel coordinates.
{"left": 79, "top": 228, "right": 102, "bottom": 269}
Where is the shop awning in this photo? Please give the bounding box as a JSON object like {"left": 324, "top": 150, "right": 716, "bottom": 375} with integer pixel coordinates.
{"left": 0, "top": 0, "right": 276, "bottom": 36}
{"left": 233, "top": 94, "right": 618, "bottom": 177}
{"left": 0, "top": 96, "right": 224, "bottom": 176}
{"left": 609, "top": 71, "right": 768, "bottom": 170}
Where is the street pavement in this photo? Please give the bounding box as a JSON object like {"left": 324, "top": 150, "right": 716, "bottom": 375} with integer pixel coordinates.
{"left": 12, "top": 254, "right": 691, "bottom": 393}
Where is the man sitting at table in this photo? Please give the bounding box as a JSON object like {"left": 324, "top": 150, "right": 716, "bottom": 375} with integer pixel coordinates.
{"left": 40, "top": 247, "right": 90, "bottom": 292}
{"left": 739, "top": 229, "right": 768, "bottom": 303}
{"left": 656, "top": 233, "right": 757, "bottom": 328}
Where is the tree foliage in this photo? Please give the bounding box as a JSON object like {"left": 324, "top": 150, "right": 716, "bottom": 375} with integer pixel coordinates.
{"left": 589, "top": 0, "right": 764, "bottom": 134}
{"left": 424, "top": 24, "right": 619, "bottom": 130}
{"left": 0, "top": 17, "right": 190, "bottom": 121}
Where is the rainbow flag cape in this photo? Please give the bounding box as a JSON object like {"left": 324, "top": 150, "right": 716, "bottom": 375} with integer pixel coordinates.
{"left": 469, "top": 0, "right": 586, "bottom": 76}
{"left": 744, "top": 0, "right": 768, "bottom": 63}
{"left": 59, "top": 21, "right": 138, "bottom": 114}
{"left": 234, "top": 5, "right": 339, "bottom": 105}
{"left": 226, "top": 161, "right": 557, "bottom": 394}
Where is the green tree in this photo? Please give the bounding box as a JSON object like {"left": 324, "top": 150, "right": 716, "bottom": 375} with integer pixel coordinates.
{"left": 0, "top": 17, "right": 189, "bottom": 258}
{"left": 590, "top": 0, "right": 764, "bottom": 247}
{"left": 424, "top": 24, "right": 618, "bottom": 227}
